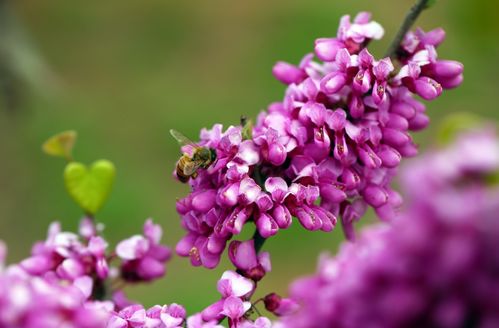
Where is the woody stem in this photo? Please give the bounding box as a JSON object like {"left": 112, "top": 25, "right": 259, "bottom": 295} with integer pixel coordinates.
{"left": 385, "top": 0, "right": 432, "bottom": 58}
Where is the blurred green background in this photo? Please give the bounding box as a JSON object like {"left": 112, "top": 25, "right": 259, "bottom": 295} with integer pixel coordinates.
{"left": 1, "top": 0, "right": 498, "bottom": 313}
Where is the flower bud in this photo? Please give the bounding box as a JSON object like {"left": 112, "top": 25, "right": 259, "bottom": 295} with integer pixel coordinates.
{"left": 408, "top": 113, "right": 430, "bottom": 131}
{"left": 192, "top": 189, "right": 216, "bottom": 212}
{"left": 228, "top": 240, "right": 258, "bottom": 271}
{"left": 268, "top": 142, "right": 287, "bottom": 166}
{"left": 352, "top": 69, "right": 372, "bottom": 94}
{"left": 349, "top": 95, "right": 365, "bottom": 118}
{"left": 319, "top": 183, "right": 347, "bottom": 203}
{"left": 358, "top": 145, "right": 382, "bottom": 168}
{"left": 426, "top": 60, "right": 463, "bottom": 79}
{"left": 386, "top": 114, "right": 409, "bottom": 130}
{"left": 363, "top": 185, "right": 388, "bottom": 208}
{"left": 414, "top": 77, "right": 442, "bottom": 100}
{"left": 272, "top": 204, "right": 292, "bottom": 229}
{"left": 294, "top": 206, "right": 323, "bottom": 231}
{"left": 256, "top": 193, "right": 273, "bottom": 212}
{"left": 342, "top": 168, "right": 361, "bottom": 190}
{"left": 272, "top": 61, "right": 306, "bottom": 85}
{"left": 382, "top": 128, "right": 410, "bottom": 148}
{"left": 378, "top": 145, "right": 402, "bottom": 168}
{"left": 256, "top": 213, "right": 279, "bottom": 238}
{"left": 314, "top": 38, "right": 343, "bottom": 61}
{"left": 391, "top": 102, "right": 416, "bottom": 119}
{"left": 438, "top": 74, "right": 464, "bottom": 89}
{"left": 264, "top": 293, "right": 299, "bottom": 316}
{"left": 217, "top": 183, "right": 239, "bottom": 207}
{"left": 320, "top": 72, "right": 347, "bottom": 94}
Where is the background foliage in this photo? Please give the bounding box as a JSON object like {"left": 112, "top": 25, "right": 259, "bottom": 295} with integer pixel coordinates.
{"left": 0, "top": 0, "right": 498, "bottom": 312}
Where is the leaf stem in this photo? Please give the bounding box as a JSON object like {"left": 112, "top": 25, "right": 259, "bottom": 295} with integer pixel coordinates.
{"left": 384, "top": 0, "right": 432, "bottom": 58}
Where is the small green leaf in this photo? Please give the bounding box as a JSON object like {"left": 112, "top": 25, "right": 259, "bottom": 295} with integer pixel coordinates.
{"left": 424, "top": 0, "right": 437, "bottom": 9}
{"left": 241, "top": 116, "right": 253, "bottom": 140}
{"left": 485, "top": 171, "right": 499, "bottom": 187}
{"left": 42, "top": 130, "right": 77, "bottom": 160}
{"left": 64, "top": 159, "right": 116, "bottom": 215}
{"left": 437, "top": 113, "right": 484, "bottom": 146}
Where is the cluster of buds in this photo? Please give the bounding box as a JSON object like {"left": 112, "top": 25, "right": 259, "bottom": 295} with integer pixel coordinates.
{"left": 19, "top": 218, "right": 171, "bottom": 290}
{"left": 276, "top": 129, "right": 499, "bottom": 328}
{"left": 174, "top": 12, "right": 464, "bottom": 270}
{"left": 19, "top": 218, "right": 109, "bottom": 282}
{"left": 0, "top": 217, "right": 174, "bottom": 327}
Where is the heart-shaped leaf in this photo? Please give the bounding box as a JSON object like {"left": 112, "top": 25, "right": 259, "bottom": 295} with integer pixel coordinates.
{"left": 42, "top": 130, "right": 77, "bottom": 160}
{"left": 64, "top": 160, "right": 116, "bottom": 215}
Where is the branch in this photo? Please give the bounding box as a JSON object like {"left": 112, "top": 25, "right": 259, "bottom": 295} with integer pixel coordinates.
{"left": 253, "top": 229, "right": 266, "bottom": 254}
{"left": 385, "top": 0, "right": 432, "bottom": 58}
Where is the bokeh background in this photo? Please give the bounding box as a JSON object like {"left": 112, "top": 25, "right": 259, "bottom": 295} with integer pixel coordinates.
{"left": 1, "top": 0, "right": 498, "bottom": 313}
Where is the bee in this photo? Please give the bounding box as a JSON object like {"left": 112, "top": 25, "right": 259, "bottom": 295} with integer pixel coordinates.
{"left": 170, "top": 129, "right": 217, "bottom": 183}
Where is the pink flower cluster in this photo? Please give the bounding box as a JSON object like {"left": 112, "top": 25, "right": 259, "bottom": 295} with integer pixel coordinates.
{"left": 108, "top": 303, "right": 186, "bottom": 328}
{"left": 19, "top": 218, "right": 171, "bottom": 287}
{"left": 175, "top": 12, "right": 463, "bottom": 268}
{"left": 0, "top": 218, "right": 174, "bottom": 328}
{"left": 277, "top": 130, "right": 499, "bottom": 328}
{"left": 19, "top": 218, "right": 110, "bottom": 283}
{"left": 0, "top": 267, "right": 110, "bottom": 328}
{"left": 0, "top": 219, "right": 278, "bottom": 328}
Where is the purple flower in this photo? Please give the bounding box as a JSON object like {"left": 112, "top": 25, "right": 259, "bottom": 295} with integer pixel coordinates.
{"left": 315, "top": 12, "right": 384, "bottom": 60}
{"left": 272, "top": 56, "right": 310, "bottom": 86}
{"left": 228, "top": 239, "right": 271, "bottom": 281}
{"left": 116, "top": 219, "right": 172, "bottom": 282}
{"left": 201, "top": 270, "right": 255, "bottom": 326}
{"left": 277, "top": 130, "right": 499, "bottom": 328}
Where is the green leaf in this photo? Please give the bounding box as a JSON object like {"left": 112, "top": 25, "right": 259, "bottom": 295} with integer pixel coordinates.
{"left": 64, "top": 159, "right": 116, "bottom": 215}
{"left": 241, "top": 118, "right": 253, "bottom": 140}
{"left": 424, "top": 0, "right": 437, "bottom": 9}
{"left": 437, "top": 113, "right": 484, "bottom": 146}
{"left": 42, "top": 130, "right": 77, "bottom": 160}
{"left": 486, "top": 170, "right": 499, "bottom": 187}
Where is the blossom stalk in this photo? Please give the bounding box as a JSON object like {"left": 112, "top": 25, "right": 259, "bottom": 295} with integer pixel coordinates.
{"left": 385, "top": 0, "right": 433, "bottom": 58}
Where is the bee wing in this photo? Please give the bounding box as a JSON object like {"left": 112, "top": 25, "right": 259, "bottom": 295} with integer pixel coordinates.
{"left": 182, "top": 160, "right": 203, "bottom": 176}
{"left": 170, "top": 129, "right": 199, "bottom": 148}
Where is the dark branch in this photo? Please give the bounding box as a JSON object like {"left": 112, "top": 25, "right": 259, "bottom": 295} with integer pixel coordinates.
{"left": 253, "top": 229, "right": 266, "bottom": 254}
{"left": 385, "top": 0, "right": 432, "bottom": 58}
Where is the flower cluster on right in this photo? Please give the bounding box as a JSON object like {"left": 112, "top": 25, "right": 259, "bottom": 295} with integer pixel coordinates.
{"left": 175, "top": 12, "right": 464, "bottom": 269}
{"left": 276, "top": 129, "right": 499, "bottom": 328}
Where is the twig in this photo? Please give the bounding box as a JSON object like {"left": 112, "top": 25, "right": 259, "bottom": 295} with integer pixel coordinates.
{"left": 385, "top": 0, "right": 432, "bottom": 58}
{"left": 253, "top": 229, "right": 266, "bottom": 254}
